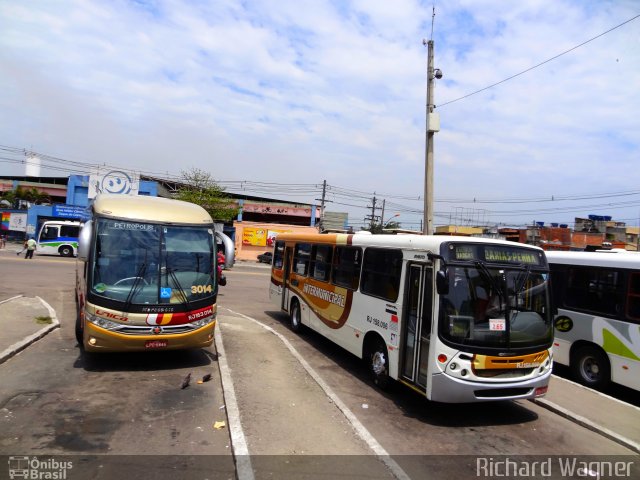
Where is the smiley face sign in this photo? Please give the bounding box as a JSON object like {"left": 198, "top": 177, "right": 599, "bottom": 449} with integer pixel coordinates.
{"left": 89, "top": 169, "right": 140, "bottom": 198}
{"left": 101, "top": 170, "right": 135, "bottom": 194}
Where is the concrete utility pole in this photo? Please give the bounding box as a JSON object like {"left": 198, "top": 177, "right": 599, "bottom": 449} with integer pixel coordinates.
{"left": 422, "top": 31, "right": 441, "bottom": 235}
{"left": 369, "top": 195, "right": 377, "bottom": 230}
{"left": 316, "top": 179, "right": 327, "bottom": 232}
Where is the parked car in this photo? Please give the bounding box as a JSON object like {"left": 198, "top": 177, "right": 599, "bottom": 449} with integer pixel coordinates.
{"left": 257, "top": 251, "right": 273, "bottom": 264}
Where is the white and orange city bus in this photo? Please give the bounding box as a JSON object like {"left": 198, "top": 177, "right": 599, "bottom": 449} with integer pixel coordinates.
{"left": 75, "top": 194, "right": 234, "bottom": 352}
{"left": 270, "top": 232, "right": 553, "bottom": 403}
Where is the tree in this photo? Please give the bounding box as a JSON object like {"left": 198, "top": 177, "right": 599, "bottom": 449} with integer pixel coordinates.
{"left": 175, "top": 168, "right": 238, "bottom": 221}
{"left": 367, "top": 221, "right": 401, "bottom": 234}
{"left": 0, "top": 187, "right": 50, "bottom": 208}
{"left": 22, "top": 187, "right": 50, "bottom": 205}
{"left": 0, "top": 189, "right": 18, "bottom": 208}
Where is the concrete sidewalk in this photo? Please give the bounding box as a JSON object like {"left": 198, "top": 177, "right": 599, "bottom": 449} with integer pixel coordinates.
{"left": 0, "top": 295, "right": 60, "bottom": 365}
{"left": 533, "top": 375, "right": 640, "bottom": 453}
{"left": 0, "top": 293, "right": 638, "bottom": 454}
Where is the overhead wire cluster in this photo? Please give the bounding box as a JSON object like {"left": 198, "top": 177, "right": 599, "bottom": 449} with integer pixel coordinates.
{"left": 2, "top": 15, "right": 640, "bottom": 227}
{"left": 1, "top": 144, "right": 639, "bottom": 227}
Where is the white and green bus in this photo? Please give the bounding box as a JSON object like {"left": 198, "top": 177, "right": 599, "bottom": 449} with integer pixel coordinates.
{"left": 547, "top": 250, "right": 640, "bottom": 391}
{"left": 37, "top": 220, "right": 82, "bottom": 257}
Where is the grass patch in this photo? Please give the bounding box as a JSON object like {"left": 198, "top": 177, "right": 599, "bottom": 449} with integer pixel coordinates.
{"left": 35, "top": 316, "right": 53, "bottom": 325}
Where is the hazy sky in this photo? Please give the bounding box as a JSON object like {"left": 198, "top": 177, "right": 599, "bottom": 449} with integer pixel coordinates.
{"left": 1, "top": 1, "right": 638, "bottom": 229}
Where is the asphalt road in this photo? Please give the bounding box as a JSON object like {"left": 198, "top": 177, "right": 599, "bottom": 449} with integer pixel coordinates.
{"left": 0, "top": 253, "right": 638, "bottom": 480}
{"left": 0, "top": 252, "right": 235, "bottom": 479}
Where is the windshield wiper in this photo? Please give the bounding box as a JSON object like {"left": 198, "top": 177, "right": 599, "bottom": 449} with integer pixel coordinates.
{"left": 166, "top": 267, "right": 189, "bottom": 307}
{"left": 124, "top": 261, "right": 148, "bottom": 311}
{"left": 511, "top": 264, "right": 533, "bottom": 311}
{"left": 516, "top": 264, "right": 532, "bottom": 292}
{"left": 474, "top": 261, "right": 505, "bottom": 313}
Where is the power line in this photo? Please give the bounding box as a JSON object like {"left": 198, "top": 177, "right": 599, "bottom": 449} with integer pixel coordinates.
{"left": 438, "top": 13, "right": 640, "bottom": 108}
{"left": 2, "top": 144, "right": 638, "bottom": 225}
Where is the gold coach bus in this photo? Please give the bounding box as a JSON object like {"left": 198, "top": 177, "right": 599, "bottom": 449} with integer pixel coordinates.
{"left": 75, "top": 194, "right": 234, "bottom": 352}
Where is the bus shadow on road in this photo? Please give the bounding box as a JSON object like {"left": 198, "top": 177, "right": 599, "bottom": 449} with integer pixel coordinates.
{"left": 73, "top": 347, "right": 217, "bottom": 372}
{"left": 265, "top": 310, "right": 539, "bottom": 428}
{"left": 391, "top": 390, "right": 539, "bottom": 428}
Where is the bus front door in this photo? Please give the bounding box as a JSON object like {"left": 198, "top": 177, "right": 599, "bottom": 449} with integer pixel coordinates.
{"left": 281, "top": 246, "right": 293, "bottom": 313}
{"left": 400, "top": 264, "right": 434, "bottom": 389}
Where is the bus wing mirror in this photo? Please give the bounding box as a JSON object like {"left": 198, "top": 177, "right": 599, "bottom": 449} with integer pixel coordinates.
{"left": 77, "top": 221, "right": 92, "bottom": 260}
{"left": 436, "top": 270, "right": 449, "bottom": 295}
{"left": 215, "top": 231, "right": 235, "bottom": 269}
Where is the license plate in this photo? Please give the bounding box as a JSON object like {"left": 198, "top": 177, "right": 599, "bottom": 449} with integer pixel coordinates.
{"left": 145, "top": 340, "right": 168, "bottom": 349}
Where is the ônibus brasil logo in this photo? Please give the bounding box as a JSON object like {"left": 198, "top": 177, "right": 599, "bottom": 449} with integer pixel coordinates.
{"left": 8, "top": 456, "right": 73, "bottom": 479}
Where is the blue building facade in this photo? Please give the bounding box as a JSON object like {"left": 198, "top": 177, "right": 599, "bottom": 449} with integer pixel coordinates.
{"left": 23, "top": 175, "right": 158, "bottom": 237}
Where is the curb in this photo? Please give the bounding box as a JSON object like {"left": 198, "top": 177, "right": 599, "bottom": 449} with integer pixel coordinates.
{"left": 214, "top": 322, "right": 255, "bottom": 480}
{"left": 531, "top": 397, "right": 640, "bottom": 454}
{"left": 0, "top": 295, "right": 60, "bottom": 365}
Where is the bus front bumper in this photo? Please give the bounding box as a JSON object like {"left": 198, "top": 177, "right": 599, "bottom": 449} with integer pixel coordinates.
{"left": 83, "top": 321, "right": 216, "bottom": 352}
{"left": 429, "top": 369, "right": 552, "bottom": 403}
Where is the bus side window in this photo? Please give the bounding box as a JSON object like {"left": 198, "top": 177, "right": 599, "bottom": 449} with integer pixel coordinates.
{"left": 273, "top": 241, "right": 285, "bottom": 270}
{"left": 360, "top": 248, "right": 402, "bottom": 302}
{"left": 310, "top": 245, "right": 332, "bottom": 282}
{"left": 61, "top": 225, "right": 80, "bottom": 237}
{"left": 627, "top": 272, "right": 640, "bottom": 322}
{"left": 332, "top": 246, "right": 362, "bottom": 290}
{"left": 42, "top": 226, "right": 58, "bottom": 240}
{"left": 566, "top": 266, "right": 623, "bottom": 318}
{"left": 293, "top": 243, "right": 311, "bottom": 276}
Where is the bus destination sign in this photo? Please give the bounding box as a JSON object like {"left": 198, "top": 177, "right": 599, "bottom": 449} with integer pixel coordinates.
{"left": 450, "top": 244, "right": 542, "bottom": 266}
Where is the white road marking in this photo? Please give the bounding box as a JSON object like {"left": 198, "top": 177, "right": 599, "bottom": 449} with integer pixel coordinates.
{"left": 214, "top": 324, "right": 255, "bottom": 480}
{"left": 221, "top": 308, "right": 411, "bottom": 480}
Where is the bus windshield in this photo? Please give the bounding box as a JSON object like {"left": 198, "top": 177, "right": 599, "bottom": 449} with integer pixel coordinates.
{"left": 90, "top": 219, "right": 215, "bottom": 306}
{"left": 439, "top": 263, "right": 552, "bottom": 350}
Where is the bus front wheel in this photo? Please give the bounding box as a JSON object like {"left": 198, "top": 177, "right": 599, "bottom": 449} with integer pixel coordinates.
{"left": 367, "top": 339, "right": 390, "bottom": 390}
{"left": 290, "top": 300, "right": 302, "bottom": 333}
{"left": 75, "top": 309, "right": 83, "bottom": 346}
{"left": 571, "top": 345, "right": 610, "bottom": 390}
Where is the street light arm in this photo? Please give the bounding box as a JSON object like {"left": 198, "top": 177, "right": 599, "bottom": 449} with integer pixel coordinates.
{"left": 383, "top": 213, "right": 401, "bottom": 227}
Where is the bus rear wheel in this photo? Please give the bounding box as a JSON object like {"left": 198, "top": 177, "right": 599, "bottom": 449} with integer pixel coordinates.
{"left": 59, "top": 245, "right": 74, "bottom": 257}
{"left": 290, "top": 300, "right": 302, "bottom": 333}
{"left": 367, "top": 339, "right": 390, "bottom": 390}
{"left": 571, "top": 345, "right": 610, "bottom": 390}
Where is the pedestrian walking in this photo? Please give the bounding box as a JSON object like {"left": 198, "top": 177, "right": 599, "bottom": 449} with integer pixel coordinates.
{"left": 24, "top": 236, "right": 37, "bottom": 259}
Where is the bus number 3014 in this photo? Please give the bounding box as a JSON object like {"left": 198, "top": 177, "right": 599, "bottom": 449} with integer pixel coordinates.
{"left": 367, "top": 315, "right": 388, "bottom": 330}
{"left": 191, "top": 285, "right": 213, "bottom": 294}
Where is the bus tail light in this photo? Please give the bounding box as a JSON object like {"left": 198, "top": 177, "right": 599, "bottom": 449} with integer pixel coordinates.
{"left": 437, "top": 354, "right": 448, "bottom": 364}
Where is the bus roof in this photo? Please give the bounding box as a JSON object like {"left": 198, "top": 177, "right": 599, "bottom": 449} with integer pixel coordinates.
{"left": 92, "top": 194, "right": 213, "bottom": 225}
{"left": 41, "top": 220, "right": 82, "bottom": 225}
{"left": 545, "top": 250, "right": 640, "bottom": 269}
{"left": 274, "top": 232, "right": 544, "bottom": 252}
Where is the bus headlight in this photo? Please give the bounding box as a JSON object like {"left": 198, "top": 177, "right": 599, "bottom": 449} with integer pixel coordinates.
{"left": 85, "top": 312, "right": 121, "bottom": 330}
{"left": 191, "top": 316, "right": 215, "bottom": 328}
